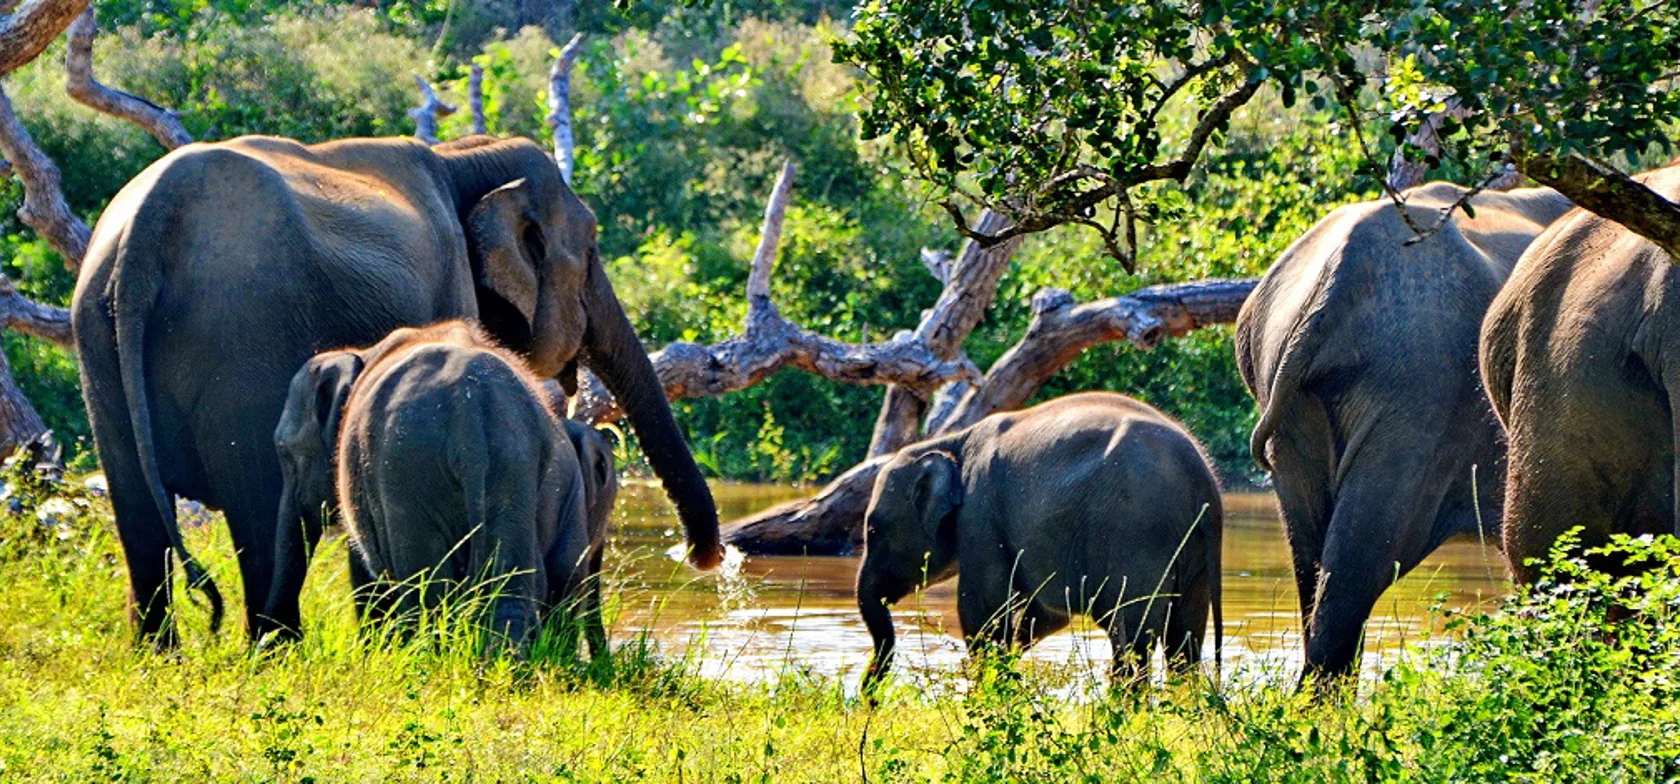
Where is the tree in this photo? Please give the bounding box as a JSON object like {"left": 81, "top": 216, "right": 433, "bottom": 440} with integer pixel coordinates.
{"left": 839, "top": 0, "right": 1680, "bottom": 265}
{"left": 0, "top": 0, "right": 191, "bottom": 453}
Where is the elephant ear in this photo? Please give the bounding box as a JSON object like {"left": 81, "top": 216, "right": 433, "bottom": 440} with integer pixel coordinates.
{"left": 277, "top": 351, "right": 365, "bottom": 458}
{"left": 913, "top": 451, "right": 963, "bottom": 546}
{"left": 465, "top": 179, "right": 541, "bottom": 347}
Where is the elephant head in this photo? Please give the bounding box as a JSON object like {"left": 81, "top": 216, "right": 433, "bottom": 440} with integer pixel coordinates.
{"left": 438, "top": 138, "right": 722, "bottom": 569}
{"left": 273, "top": 351, "right": 365, "bottom": 545}
{"left": 858, "top": 447, "right": 964, "bottom": 688}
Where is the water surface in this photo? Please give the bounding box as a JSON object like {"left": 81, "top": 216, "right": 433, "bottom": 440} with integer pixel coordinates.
{"left": 605, "top": 483, "right": 1510, "bottom": 687}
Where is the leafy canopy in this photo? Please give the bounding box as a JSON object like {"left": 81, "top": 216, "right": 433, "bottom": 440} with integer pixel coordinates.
{"left": 837, "top": 0, "right": 1680, "bottom": 264}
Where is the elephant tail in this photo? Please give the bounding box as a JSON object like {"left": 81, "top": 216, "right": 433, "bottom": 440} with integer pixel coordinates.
{"left": 1248, "top": 272, "right": 1336, "bottom": 475}
{"left": 111, "top": 232, "right": 224, "bottom": 634}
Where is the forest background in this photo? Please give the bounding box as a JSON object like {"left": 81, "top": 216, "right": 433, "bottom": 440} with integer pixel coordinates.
{"left": 0, "top": 0, "right": 1387, "bottom": 483}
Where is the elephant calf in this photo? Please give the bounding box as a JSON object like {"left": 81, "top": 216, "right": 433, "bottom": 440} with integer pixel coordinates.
{"left": 858, "top": 392, "right": 1224, "bottom": 688}
{"left": 269, "top": 320, "right": 599, "bottom": 652}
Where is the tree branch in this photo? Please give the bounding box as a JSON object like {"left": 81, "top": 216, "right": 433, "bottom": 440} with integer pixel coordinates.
{"left": 0, "top": 82, "right": 90, "bottom": 267}
{"left": 868, "top": 209, "right": 1018, "bottom": 457}
{"left": 1518, "top": 151, "right": 1680, "bottom": 262}
{"left": 0, "top": 274, "right": 70, "bottom": 347}
{"left": 723, "top": 276, "right": 1257, "bottom": 555}
{"left": 408, "top": 74, "right": 456, "bottom": 146}
{"left": 547, "top": 32, "right": 584, "bottom": 185}
{"left": 0, "top": 0, "right": 90, "bottom": 78}
{"left": 569, "top": 161, "right": 977, "bottom": 424}
{"left": 64, "top": 8, "right": 190, "bottom": 149}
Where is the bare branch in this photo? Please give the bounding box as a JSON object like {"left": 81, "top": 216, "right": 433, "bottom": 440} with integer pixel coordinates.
{"left": 64, "top": 8, "right": 191, "bottom": 149}
{"left": 569, "top": 162, "right": 976, "bottom": 425}
{"left": 943, "top": 278, "right": 1258, "bottom": 430}
{"left": 0, "top": 82, "right": 90, "bottom": 267}
{"left": 408, "top": 74, "right": 456, "bottom": 146}
{"left": 746, "top": 161, "right": 796, "bottom": 307}
{"left": 0, "top": 0, "right": 90, "bottom": 78}
{"left": 868, "top": 209, "right": 1019, "bottom": 456}
{"left": 724, "top": 277, "right": 1257, "bottom": 555}
{"left": 0, "top": 274, "right": 70, "bottom": 347}
{"left": 547, "top": 32, "right": 585, "bottom": 184}
{"left": 468, "top": 63, "right": 487, "bottom": 135}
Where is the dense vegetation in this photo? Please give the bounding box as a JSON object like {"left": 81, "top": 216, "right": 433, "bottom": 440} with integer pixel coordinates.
{"left": 3, "top": 457, "right": 1679, "bottom": 779}
{"left": 0, "top": 0, "right": 1387, "bottom": 482}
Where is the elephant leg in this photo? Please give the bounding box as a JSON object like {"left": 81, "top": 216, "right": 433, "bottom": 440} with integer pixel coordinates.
{"left": 956, "top": 564, "right": 1015, "bottom": 658}
{"left": 86, "top": 392, "right": 178, "bottom": 647}
{"left": 1302, "top": 444, "right": 1449, "bottom": 683}
{"left": 222, "top": 493, "right": 285, "bottom": 642}
{"left": 1162, "top": 575, "right": 1211, "bottom": 675}
{"left": 582, "top": 547, "right": 609, "bottom": 661}
{"left": 1264, "top": 396, "right": 1334, "bottom": 629}
{"left": 263, "top": 513, "right": 323, "bottom": 643}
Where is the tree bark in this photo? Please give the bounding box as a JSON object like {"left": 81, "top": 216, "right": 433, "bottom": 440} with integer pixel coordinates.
{"left": 0, "top": 0, "right": 90, "bottom": 79}
{"left": 570, "top": 161, "right": 976, "bottom": 424}
{"left": 0, "top": 82, "right": 89, "bottom": 267}
{"left": 65, "top": 8, "right": 191, "bottom": 148}
{"left": 547, "top": 32, "right": 584, "bottom": 184}
{"left": 867, "top": 209, "right": 1019, "bottom": 457}
{"left": 467, "top": 63, "right": 487, "bottom": 135}
{"left": 722, "top": 277, "right": 1258, "bottom": 555}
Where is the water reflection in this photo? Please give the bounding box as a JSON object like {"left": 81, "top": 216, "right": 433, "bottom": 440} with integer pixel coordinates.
{"left": 607, "top": 482, "right": 1511, "bottom": 686}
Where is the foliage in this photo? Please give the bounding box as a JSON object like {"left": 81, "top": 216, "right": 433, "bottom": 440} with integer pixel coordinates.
{"left": 832, "top": 0, "right": 1372, "bottom": 264}
{"left": 1379, "top": 0, "right": 1680, "bottom": 178}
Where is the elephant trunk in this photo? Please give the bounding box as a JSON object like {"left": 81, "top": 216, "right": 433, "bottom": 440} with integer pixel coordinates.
{"left": 581, "top": 265, "right": 723, "bottom": 570}
{"left": 858, "top": 566, "right": 900, "bottom": 691}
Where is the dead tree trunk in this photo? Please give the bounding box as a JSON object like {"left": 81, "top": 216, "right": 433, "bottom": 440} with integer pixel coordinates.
{"left": 721, "top": 277, "right": 1258, "bottom": 555}
{"left": 1389, "top": 102, "right": 1523, "bottom": 193}
{"left": 0, "top": 0, "right": 90, "bottom": 77}
{"left": 467, "top": 63, "right": 487, "bottom": 135}
{"left": 867, "top": 210, "right": 1020, "bottom": 457}
{"left": 547, "top": 32, "right": 584, "bottom": 185}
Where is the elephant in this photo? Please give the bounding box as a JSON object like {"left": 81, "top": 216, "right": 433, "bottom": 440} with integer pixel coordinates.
{"left": 1480, "top": 164, "right": 1680, "bottom": 581}
{"left": 270, "top": 320, "right": 596, "bottom": 650}
{"left": 72, "top": 134, "right": 721, "bottom": 647}
{"left": 561, "top": 417, "right": 621, "bottom": 656}
{"left": 1234, "top": 182, "right": 1573, "bottom": 681}
{"left": 857, "top": 392, "right": 1224, "bottom": 688}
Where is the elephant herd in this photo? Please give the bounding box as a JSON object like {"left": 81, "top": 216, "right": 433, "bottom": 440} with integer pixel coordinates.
{"left": 61, "top": 131, "right": 1680, "bottom": 686}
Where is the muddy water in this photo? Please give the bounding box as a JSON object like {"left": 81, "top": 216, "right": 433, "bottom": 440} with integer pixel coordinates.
{"left": 605, "top": 483, "right": 1510, "bottom": 686}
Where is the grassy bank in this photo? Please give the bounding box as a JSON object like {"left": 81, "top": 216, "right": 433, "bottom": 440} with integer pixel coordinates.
{"left": 2, "top": 469, "right": 1677, "bottom": 781}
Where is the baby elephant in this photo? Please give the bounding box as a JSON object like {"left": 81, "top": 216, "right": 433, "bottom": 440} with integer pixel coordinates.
{"left": 858, "top": 392, "right": 1223, "bottom": 687}
{"left": 268, "top": 320, "right": 600, "bottom": 653}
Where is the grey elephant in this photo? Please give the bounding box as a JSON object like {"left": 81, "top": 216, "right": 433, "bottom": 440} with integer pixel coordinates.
{"left": 73, "top": 135, "right": 721, "bottom": 646}
{"left": 1481, "top": 164, "right": 1680, "bottom": 580}
{"left": 561, "top": 418, "right": 620, "bottom": 655}
{"left": 271, "top": 320, "right": 595, "bottom": 650}
{"left": 857, "top": 392, "right": 1223, "bottom": 688}
{"left": 1235, "top": 183, "right": 1572, "bottom": 681}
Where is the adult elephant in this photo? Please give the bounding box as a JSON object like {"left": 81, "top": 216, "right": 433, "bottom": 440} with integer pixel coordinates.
{"left": 1481, "top": 164, "right": 1680, "bottom": 581}
{"left": 72, "top": 134, "right": 722, "bottom": 646}
{"left": 1235, "top": 182, "right": 1571, "bottom": 681}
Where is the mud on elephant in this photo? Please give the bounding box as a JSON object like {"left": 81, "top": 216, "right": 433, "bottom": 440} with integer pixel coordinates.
{"left": 857, "top": 392, "right": 1224, "bottom": 689}
{"left": 72, "top": 135, "right": 720, "bottom": 647}
{"left": 1235, "top": 183, "right": 1572, "bottom": 682}
{"left": 269, "top": 321, "right": 605, "bottom": 653}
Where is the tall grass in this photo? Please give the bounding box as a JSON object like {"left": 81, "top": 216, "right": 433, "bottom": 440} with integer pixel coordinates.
{"left": 2, "top": 460, "right": 1677, "bottom": 781}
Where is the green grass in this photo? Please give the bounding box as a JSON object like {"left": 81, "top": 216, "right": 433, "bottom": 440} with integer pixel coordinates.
{"left": 3, "top": 464, "right": 1679, "bottom": 781}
